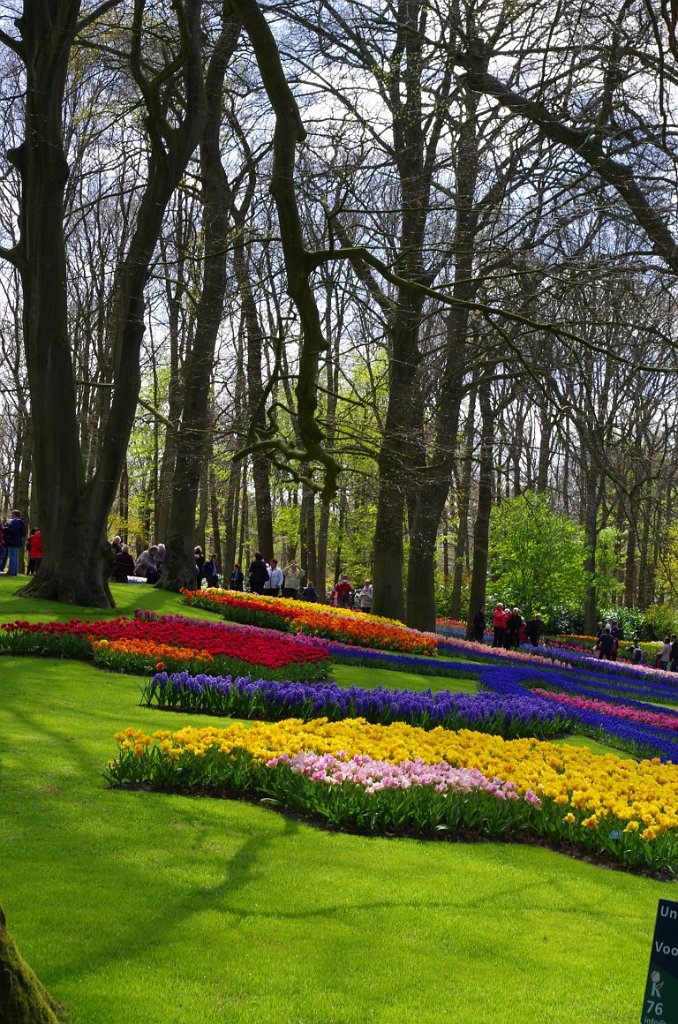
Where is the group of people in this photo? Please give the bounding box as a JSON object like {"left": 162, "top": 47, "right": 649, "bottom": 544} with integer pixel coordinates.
{"left": 110, "top": 537, "right": 166, "bottom": 584}
{"left": 245, "top": 553, "right": 316, "bottom": 600}
{"left": 194, "top": 547, "right": 220, "bottom": 588}
{"left": 593, "top": 618, "right": 626, "bottom": 661}
{"left": 107, "top": 535, "right": 371, "bottom": 609}
{"left": 0, "top": 511, "right": 41, "bottom": 576}
{"left": 474, "top": 603, "right": 543, "bottom": 648}
{"left": 329, "top": 575, "right": 373, "bottom": 612}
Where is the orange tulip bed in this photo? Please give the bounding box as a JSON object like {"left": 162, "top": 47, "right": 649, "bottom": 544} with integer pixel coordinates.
{"left": 181, "top": 589, "right": 438, "bottom": 655}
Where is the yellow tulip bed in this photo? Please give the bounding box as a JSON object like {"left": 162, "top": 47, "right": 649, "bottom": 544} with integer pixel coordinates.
{"left": 107, "top": 716, "right": 678, "bottom": 874}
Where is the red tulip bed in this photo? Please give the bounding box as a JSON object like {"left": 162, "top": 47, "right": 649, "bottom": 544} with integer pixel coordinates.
{"left": 0, "top": 614, "right": 330, "bottom": 682}
{"left": 181, "top": 588, "right": 438, "bottom": 655}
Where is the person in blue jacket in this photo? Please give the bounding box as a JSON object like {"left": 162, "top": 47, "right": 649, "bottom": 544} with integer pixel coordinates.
{"left": 3, "top": 511, "right": 26, "bottom": 576}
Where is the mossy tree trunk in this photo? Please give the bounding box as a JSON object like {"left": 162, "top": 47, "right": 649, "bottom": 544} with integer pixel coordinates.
{"left": 0, "top": 905, "right": 62, "bottom": 1024}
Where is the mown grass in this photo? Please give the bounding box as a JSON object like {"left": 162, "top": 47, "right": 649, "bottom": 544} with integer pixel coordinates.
{"left": 0, "top": 574, "right": 222, "bottom": 624}
{"left": 330, "top": 662, "right": 480, "bottom": 694}
{"left": 0, "top": 576, "right": 671, "bottom": 1022}
{"left": 1, "top": 656, "right": 671, "bottom": 1024}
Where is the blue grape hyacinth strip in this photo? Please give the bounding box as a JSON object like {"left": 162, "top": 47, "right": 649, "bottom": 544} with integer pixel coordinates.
{"left": 140, "top": 670, "right": 573, "bottom": 739}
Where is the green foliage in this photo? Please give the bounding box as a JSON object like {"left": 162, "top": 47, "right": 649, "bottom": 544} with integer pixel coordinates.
{"left": 435, "top": 568, "right": 470, "bottom": 618}
{"left": 597, "top": 606, "right": 648, "bottom": 641}
{"left": 489, "top": 490, "right": 590, "bottom": 619}
{"left": 642, "top": 604, "right": 677, "bottom": 641}
{"left": 593, "top": 527, "right": 625, "bottom": 607}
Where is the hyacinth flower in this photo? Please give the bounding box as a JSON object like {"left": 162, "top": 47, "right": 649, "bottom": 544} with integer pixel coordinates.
{"left": 142, "top": 670, "right": 574, "bottom": 738}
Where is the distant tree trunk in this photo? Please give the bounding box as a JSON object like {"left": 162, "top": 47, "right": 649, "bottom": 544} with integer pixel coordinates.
{"left": 238, "top": 459, "right": 249, "bottom": 569}
{"left": 316, "top": 498, "right": 331, "bottom": 601}
{"left": 118, "top": 465, "right": 129, "bottom": 543}
{"left": 223, "top": 460, "right": 241, "bottom": 575}
{"left": 536, "top": 406, "right": 552, "bottom": 493}
{"left": 300, "top": 475, "right": 317, "bottom": 587}
{"left": 624, "top": 505, "right": 637, "bottom": 606}
{"left": 466, "top": 381, "right": 494, "bottom": 637}
{"left": 0, "top": 905, "right": 61, "bottom": 1023}
{"left": 450, "top": 391, "right": 476, "bottom": 618}
{"left": 209, "top": 467, "right": 222, "bottom": 569}
{"left": 582, "top": 461, "right": 602, "bottom": 634}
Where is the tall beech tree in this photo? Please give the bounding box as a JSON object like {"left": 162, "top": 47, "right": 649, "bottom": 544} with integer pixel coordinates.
{"left": 159, "top": 6, "right": 242, "bottom": 592}
{"left": 0, "top": 0, "right": 206, "bottom": 606}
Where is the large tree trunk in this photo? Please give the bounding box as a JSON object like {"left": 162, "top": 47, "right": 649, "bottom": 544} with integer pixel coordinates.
{"left": 0, "top": 905, "right": 61, "bottom": 1024}
{"left": 372, "top": 305, "right": 421, "bottom": 621}
{"left": 159, "top": 13, "right": 241, "bottom": 592}
{"left": 9, "top": 1, "right": 207, "bottom": 607}
{"left": 402, "top": 84, "right": 480, "bottom": 630}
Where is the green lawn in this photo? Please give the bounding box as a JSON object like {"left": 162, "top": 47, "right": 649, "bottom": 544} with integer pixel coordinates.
{"left": 330, "top": 662, "right": 480, "bottom": 694}
{"left": 0, "top": 577, "right": 672, "bottom": 1022}
{"left": 0, "top": 574, "right": 223, "bottom": 624}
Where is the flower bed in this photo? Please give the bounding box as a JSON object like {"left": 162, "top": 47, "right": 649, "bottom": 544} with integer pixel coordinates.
{"left": 477, "top": 663, "right": 678, "bottom": 761}
{"left": 533, "top": 689, "right": 678, "bottom": 731}
{"left": 141, "top": 670, "right": 574, "bottom": 738}
{"left": 106, "top": 716, "right": 678, "bottom": 874}
{"left": 182, "top": 589, "right": 437, "bottom": 655}
{"left": 0, "top": 615, "right": 330, "bottom": 682}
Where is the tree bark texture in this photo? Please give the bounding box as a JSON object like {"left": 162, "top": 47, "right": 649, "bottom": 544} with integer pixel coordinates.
{"left": 8, "top": 0, "right": 207, "bottom": 606}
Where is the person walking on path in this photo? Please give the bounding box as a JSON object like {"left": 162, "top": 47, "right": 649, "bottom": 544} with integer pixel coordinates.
{"left": 3, "top": 511, "right": 25, "bottom": 576}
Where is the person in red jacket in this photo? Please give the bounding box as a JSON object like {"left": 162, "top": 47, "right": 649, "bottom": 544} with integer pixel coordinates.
{"left": 492, "top": 602, "right": 509, "bottom": 647}
{"left": 26, "top": 528, "right": 42, "bottom": 575}
{"left": 335, "top": 574, "right": 353, "bottom": 608}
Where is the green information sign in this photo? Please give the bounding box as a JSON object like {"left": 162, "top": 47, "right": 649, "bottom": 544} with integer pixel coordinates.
{"left": 641, "top": 900, "right": 678, "bottom": 1024}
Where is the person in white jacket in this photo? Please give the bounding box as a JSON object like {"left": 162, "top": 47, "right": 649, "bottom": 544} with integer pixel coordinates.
{"left": 264, "top": 558, "right": 284, "bottom": 596}
{"left": 282, "top": 560, "right": 304, "bottom": 598}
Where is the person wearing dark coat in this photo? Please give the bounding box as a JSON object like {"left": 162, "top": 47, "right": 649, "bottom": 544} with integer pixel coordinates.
{"left": 229, "top": 564, "right": 244, "bottom": 591}
{"left": 195, "top": 546, "right": 205, "bottom": 586}
{"left": 249, "top": 552, "right": 269, "bottom": 594}
{"left": 3, "top": 511, "right": 25, "bottom": 576}
{"left": 301, "top": 582, "right": 318, "bottom": 602}
{"left": 110, "top": 545, "right": 136, "bottom": 582}
{"left": 525, "top": 614, "right": 543, "bottom": 647}
{"left": 505, "top": 608, "right": 523, "bottom": 649}
{"left": 471, "top": 607, "right": 486, "bottom": 642}
{"left": 203, "top": 553, "right": 219, "bottom": 588}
